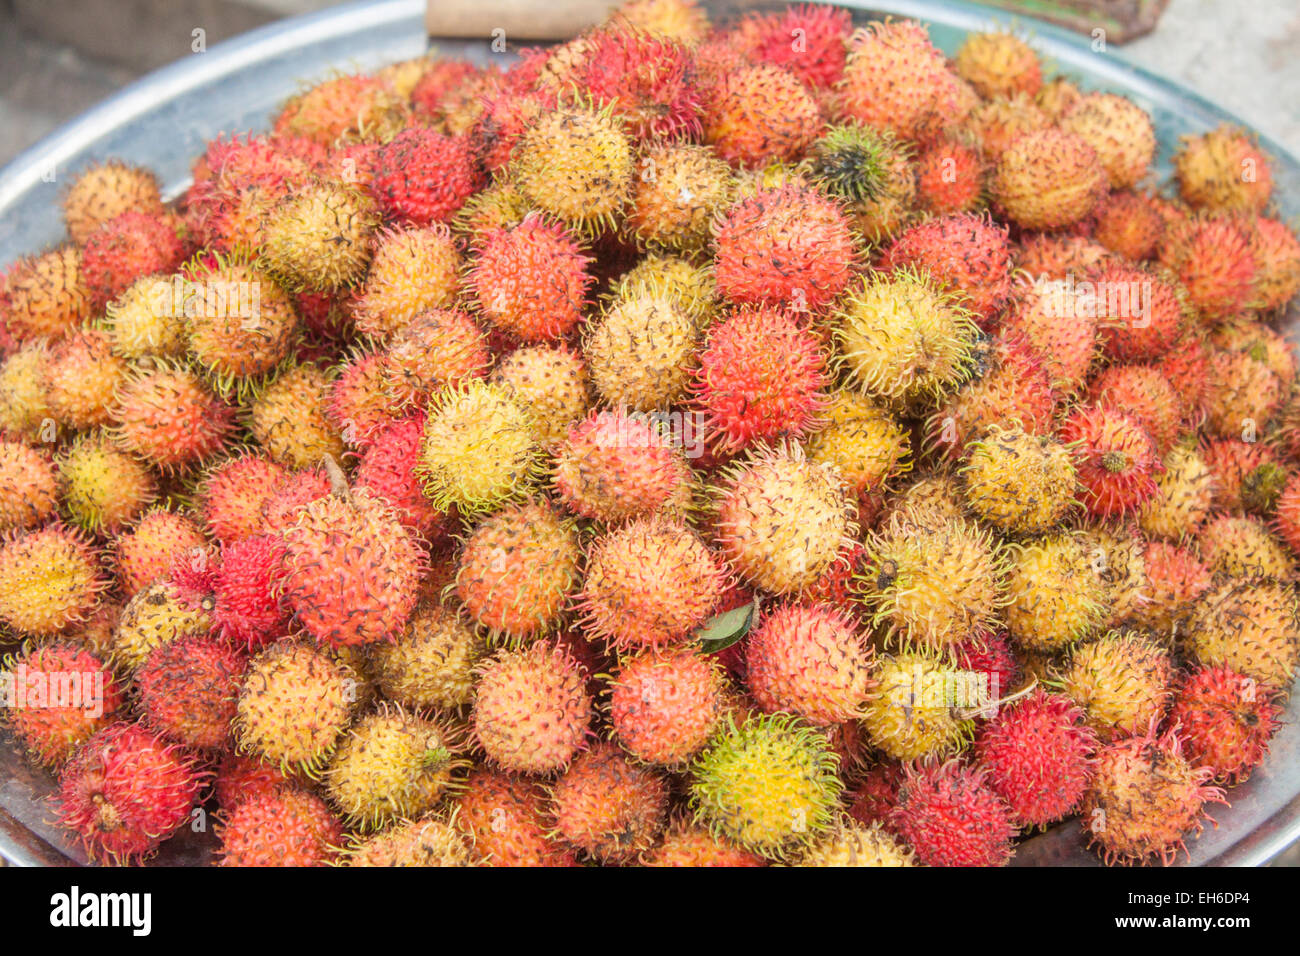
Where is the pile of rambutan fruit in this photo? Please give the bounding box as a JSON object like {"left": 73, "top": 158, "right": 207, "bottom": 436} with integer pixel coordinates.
{"left": 0, "top": 0, "right": 1298, "bottom": 868}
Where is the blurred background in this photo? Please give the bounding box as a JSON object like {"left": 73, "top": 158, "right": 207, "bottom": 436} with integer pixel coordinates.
{"left": 1, "top": 0, "right": 1298, "bottom": 167}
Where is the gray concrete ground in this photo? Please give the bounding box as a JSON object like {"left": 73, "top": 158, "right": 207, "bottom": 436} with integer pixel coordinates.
{"left": 0, "top": 0, "right": 1298, "bottom": 866}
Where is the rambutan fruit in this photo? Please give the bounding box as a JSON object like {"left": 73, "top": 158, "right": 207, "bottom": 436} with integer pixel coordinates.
{"left": 626, "top": 142, "right": 733, "bottom": 252}
{"left": 1001, "top": 279, "right": 1099, "bottom": 394}
{"left": 991, "top": 128, "right": 1107, "bottom": 230}
{"left": 609, "top": 647, "right": 728, "bottom": 766}
{"left": 59, "top": 432, "right": 156, "bottom": 533}
{"left": 324, "top": 707, "right": 461, "bottom": 830}
{"left": 890, "top": 760, "right": 1016, "bottom": 867}
{"left": 794, "top": 819, "right": 914, "bottom": 867}
{"left": 417, "top": 380, "right": 542, "bottom": 516}
{"left": 1250, "top": 215, "right": 1300, "bottom": 310}
{"left": 371, "top": 603, "right": 484, "bottom": 711}
{"left": 368, "top": 127, "right": 481, "bottom": 226}
{"left": 1173, "top": 125, "right": 1273, "bottom": 214}
{"left": 643, "top": 819, "right": 766, "bottom": 866}
{"left": 692, "top": 307, "right": 828, "bottom": 452}
{"left": 351, "top": 416, "right": 443, "bottom": 538}
{"left": 0, "top": 524, "right": 104, "bottom": 637}
{"left": 960, "top": 422, "right": 1076, "bottom": 535}
{"left": 808, "top": 122, "right": 903, "bottom": 204}
{"left": 1204, "top": 348, "right": 1283, "bottom": 438}
{"left": 1276, "top": 472, "right": 1300, "bottom": 555}
{"left": 858, "top": 509, "right": 1006, "bottom": 650}
{"left": 1088, "top": 365, "right": 1185, "bottom": 455}
{"left": 965, "top": 94, "right": 1052, "bottom": 163}
{"left": 1080, "top": 523, "right": 1151, "bottom": 629}
{"left": 1157, "top": 332, "right": 1212, "bottom": 416}
{"left": 113, "top": 509, "right": 206, "bottom": 595}
{"left": 491, "top": 345, "right": 591, "bottom": 447}
{"left": 1199, "top": 513, "right": 1293, "bottom": 580}
{"left": 837, "top": 19, "right": 964, "bottom": 143}
{"left": 56, "top": 721, "right": 208, "bottom": 864}
{"left": 1059, "top": 404, "right": 1161, "bottom": 518}
{"left": 234, "top": 639, "right": 356, "bottom": 773}
{"left": 1158, "top": 215, "right": 1257, "bottom": 322}
{"left": 1211, "top": 315, "right": 1296, "bottom": 382}
{"left": 261, "top": 179, "right": 379, "bottom": 292}
{"left": 279, "top": 480, "right": 425, "bottom": 648}
{"left": 466, "top": 215, "right": 593, "bottom": 343}
{"left": 101, "top": 275, "right": 188, "bottom": 360}
{"left": 79, "top": 210, "right": 188, "bottom": 311}
{"left": 861, "top": 650, "right": 972, "bottom": 761}
{"left": 453, "top": 179, "right": 533, "bottom": 241}
{"left": 1093, "top": 190, "right": 1166, "bottom": 261}
{"left": 805, "top": 390, "right": 910, "bottom": 503}
{"left": 877, "top": 213, "right": 1012, "bottom": 327}
{"left": 2, "top": 641, "right": 122, "bottom": 768}
{"left": 612, "top": 252, "right": 719, "bottom": 325}
{"left": 713, "top": 443, "right": 853, "bottom": 594}
{"left": 1185, "top": 579, "right": 1299, "bottom": 689}
{"left": 217, "top": 787, "right": 342, "bottom": 867}
{"left": 579, "top": 515, "right": 726, "bottom": 650}
{"left": 260, "top": 466, "right": 332, "bottom": 534}
{"left": 248, "top": 362, "right": 346, "bottom": 470}
{"left": 613, "top": 0, "right": 710, "bottom": 44}
{"left": 713, "top": 184, "right": 855, "bottom": 311}
{"left": 553, "top": 408, "right": 691, "bottom": 522}
{"left": 703, "top": 63, "right": 820, "bottom": 168}
{"left": 880, "top": 472, "right": 968, "bottom": 528}
{"left": 214, "top": 752, "right": 296, "bottom": 811}
{"left": 211, "top": 533, "right": 291, "bottom": 648}
{"left": 135, "top": 634, "right": 244, "bottom": 750}
{"left": 275, "top": 73, "right": 407, "bottom": 145}
{"left": 1016, "top": 234, "right": 1111, "bottom": 282}
{"left": 1061, "top": 630, "right": 1174, "bottom": 742}
{"left": 690, "top": 713, "right": 840, "bottom": 860}
{"left": 1134, "top": 540, "right": 1211, "bottom": 639}
{"left": 834, "top": 268, "right": 979, "bottom": 407}
{"left": 1092, "top": 265, "right": 1189, "bottom": 364}
{"left": 472, "top": 639, "right": 593, "bottom": 775}
{"left": 550, "top": 742, "right": 668, "bottom": 863}
{"left": 914, "top": 136, "right": 985, "bottom": 216}
{"left": 926, "top": 331, "right": 1057, "bottom": 456}
{"left": 1034, "top": 74, "right": 1084, "bottom": 120}
{"left": 1082, "top": 724, "right": 1225, "bottom": 865}
{"left": 42, "top": 328, "right": 127, "bottom": 431}
{"left": 111, "top": 580, "right": 214, "bottom": 672}
{"left": 197, "top": 453, "right": 290, "bottom": 544}
{"left": 109, "top": 363, "right": 235, "bottom": 473}
{"left": 0, "top": 437, "right": 58, "bottom": 533}
{"left": 739, "top": 4, "right": 850, "bottom": 90}
{"left": 1058, "top": 92, "right": 1156, "bottom": 189}
{"left": 512, "top": 103, "right": 634, "bottom": 236}
{"left": 954, "top": 29, "right": 1041, "bottom": 98}
{"left": 583, "top": 290, "right": 699, "bottom": 410}
{"left": 379, "top": 308, "right": 489, "bottom": 410}
{"left": 975, "top": 689, "right": 1097, "bottom": 829}
{"left": 328, "top": 351, "right": 402, "bottom": 447}
{"left": 457, "top": 768, "right": 576, "bottom": 866}
{"left": 1137, "top": 444, "right": 1213, "bottom": 539}
{"left": 409, "top": 58, "right": 482, "bottom": 116}
{"left": 344, "top": 814, "right": 475, "bottom": 867}
{"left": 1169, "top": 665, "right": 1280, "bottom": 786}
{"left": 955, "top": 629, "right": 1021, "bottom": 700}
{"left": 456, "top": 500, "right": 580, "bottom": 640}
{"left": 2, "top": 246, "right": 91, "bottom": 340}
{"left": 349, "top": 225, "right": 462, "bottom": 341}
{"left": 744, "top": 601, "right": 872, "bottom": 725}
{"left": 1003, "top": 532, "right": 1106, "bottom": 652}
{"left": 0, "top": 341, "right": 54, "bottom": 440}
{"left": 574, "top": 26, "right": 702, "bottom": 141}
{"left": 63, "top": 161, "right": 165, "bottom": 245}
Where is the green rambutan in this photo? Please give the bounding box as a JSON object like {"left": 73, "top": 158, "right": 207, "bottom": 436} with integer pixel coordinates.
{"left": 417, "top": 380, "right": 541, "bottom": 516}
{"left": 861, "top": 650, "right": 972, "bottom": 761}
{"left": 959, "top": 423, "right": 1076, "bottom": 533}
{"left": 1003, "top": 532, "right": 1107, "bottom": 652}
{"left": 261, "top": 179, "right": 379, "bottom": 292}
{"left": 59, "top": 432, "right": 156, "bottom": 533}
{"left": 690, "top": 713, "right": 841, "bottom": 860}
{"left": 0, "top": 524, "right": 105, "bottom": 637}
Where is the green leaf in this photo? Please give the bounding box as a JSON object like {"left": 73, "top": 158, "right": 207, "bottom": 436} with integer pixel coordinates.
{"left": 696, "top": 598, "right": 760, "bottom": 654}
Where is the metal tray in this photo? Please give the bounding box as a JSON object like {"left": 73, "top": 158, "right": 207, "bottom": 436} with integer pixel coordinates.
{"left": 1, "top": 0, "right": 1298, "bottom": 866}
